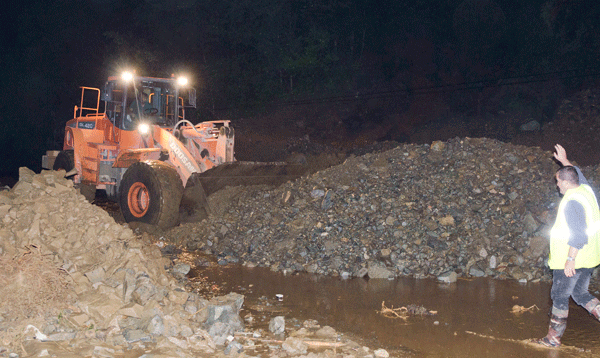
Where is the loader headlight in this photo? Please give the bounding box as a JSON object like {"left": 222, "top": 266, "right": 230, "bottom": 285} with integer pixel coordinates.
{"left": 122, "top": 71, "right": 134, "bottom": 82}
{"left": 177, "top": 76, "right": 188, "bottom": 86}
{"left": 138, "top": 123, "right": 150, "bottom": 136}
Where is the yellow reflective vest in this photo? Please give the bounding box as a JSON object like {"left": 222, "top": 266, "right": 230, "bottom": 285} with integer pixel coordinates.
{"left": 548, "top": 184, "right": 600, "bottom": 269}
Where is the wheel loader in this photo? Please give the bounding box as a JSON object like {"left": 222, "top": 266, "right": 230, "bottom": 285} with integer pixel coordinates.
{"left": 42, "top": 72, "right": 239, "bottom": 228}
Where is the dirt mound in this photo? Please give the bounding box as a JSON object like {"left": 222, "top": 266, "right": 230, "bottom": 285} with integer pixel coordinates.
{"left": 165, "top": 137, "right": 600, "bottom": 283}
{"left": 0, "top": 168, "right": 235, "bottom": 356}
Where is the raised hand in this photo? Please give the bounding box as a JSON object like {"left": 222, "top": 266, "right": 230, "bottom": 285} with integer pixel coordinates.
{"left": 554, "top": 144, "right": 572, "bottom": 167}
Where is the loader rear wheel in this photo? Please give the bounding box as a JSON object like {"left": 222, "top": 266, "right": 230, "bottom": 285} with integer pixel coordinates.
{"left": 119, "top": 161, "right": 183, "bottom": 229}
{"left": 53, "top": 150, "right": 96, "bottom": 202}
{"left": 52, "top": 150, "right": 75, "bottom": 175}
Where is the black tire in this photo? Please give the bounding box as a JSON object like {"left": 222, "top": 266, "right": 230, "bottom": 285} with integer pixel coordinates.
{"left": 119, "top": 161, "right": 183, "bottom": 229}
{"left": 53, "top": 150, "right": 96, "bottom": 201}
{"left": 53, "top": 150, "right": 75, "bottom": 174}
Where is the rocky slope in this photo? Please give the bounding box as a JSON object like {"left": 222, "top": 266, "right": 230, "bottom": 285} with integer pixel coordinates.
{"left": 165, "top": 137, "right": 600, "bottom": 284}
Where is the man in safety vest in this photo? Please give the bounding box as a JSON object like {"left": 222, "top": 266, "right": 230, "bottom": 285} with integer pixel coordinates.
{"left": 533, "top": 144, "right": 600, "bottom": 347}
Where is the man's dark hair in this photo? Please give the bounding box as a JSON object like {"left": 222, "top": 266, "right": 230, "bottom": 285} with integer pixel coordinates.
{"left": 557, "top": 166, "right": 580, "bottom": 185}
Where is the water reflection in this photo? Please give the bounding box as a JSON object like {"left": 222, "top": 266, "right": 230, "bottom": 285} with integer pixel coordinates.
{"left": 190, "top": 265, "right": 599, "bottom": 357}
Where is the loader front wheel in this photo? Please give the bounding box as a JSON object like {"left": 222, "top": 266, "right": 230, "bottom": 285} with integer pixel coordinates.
{"left": 119, "top": 161, "right": 183, "bottom": 229}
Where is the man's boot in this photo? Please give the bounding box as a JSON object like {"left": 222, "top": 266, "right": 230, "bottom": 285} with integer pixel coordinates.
{"left": 532, "top": 308, "right": 568, "bottom": 348}
{"left": 584, "top": 297, "right": 600, "bottom": 320}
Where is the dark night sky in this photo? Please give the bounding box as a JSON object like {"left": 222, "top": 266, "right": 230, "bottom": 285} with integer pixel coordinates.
{"left": 1, "top": 0, "right": 599, "bottom": 180}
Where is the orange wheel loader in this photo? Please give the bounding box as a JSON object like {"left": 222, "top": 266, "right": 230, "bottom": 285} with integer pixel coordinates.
{"left": 42, "top": 73, "right": 235, "bottom": 228}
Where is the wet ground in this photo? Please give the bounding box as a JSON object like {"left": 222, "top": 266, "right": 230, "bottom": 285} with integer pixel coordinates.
{"left": 188, "top": 263, "right": 600, "bottom": 358}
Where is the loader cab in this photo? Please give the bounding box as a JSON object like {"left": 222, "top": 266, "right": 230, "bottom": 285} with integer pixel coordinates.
{"left": 102, "top": 74, "right": 196, "bottom": 131}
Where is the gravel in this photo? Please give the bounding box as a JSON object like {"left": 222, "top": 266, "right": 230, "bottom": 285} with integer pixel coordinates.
{"left": 166, "top": 137, "right": 600, "bottom": 283}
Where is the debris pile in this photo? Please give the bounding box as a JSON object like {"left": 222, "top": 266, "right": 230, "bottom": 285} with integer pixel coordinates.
{"left": 167, "top": 137, "right": 600, "bottom": 283}
{"left": 0, "top": 168, "right": 391, "bottom": 357}
{"left": 0, "top": 168, "right": 242, "bottom": 356}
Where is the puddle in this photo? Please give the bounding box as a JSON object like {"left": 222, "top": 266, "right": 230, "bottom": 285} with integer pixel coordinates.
{"left": 189, "top": 265, "right": 600, "bottom": 357}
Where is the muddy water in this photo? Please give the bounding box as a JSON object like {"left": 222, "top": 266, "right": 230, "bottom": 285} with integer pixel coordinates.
{"left": 190, "top": 265, "right": 600, "bottom": 357}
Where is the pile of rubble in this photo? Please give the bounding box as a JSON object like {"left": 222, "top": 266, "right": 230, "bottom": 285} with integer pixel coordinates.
{"left": 167, "top": 137, "right": 600, "bottom": 283}
{"left": 0, "top": 169, "right": 383, "bottom": 357}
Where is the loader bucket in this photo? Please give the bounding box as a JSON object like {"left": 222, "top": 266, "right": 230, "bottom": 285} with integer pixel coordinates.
{"left": 195, "top": 161, "right": 308, "bottom": 196}
{"left": 180, "top": 173, "right": 211, "bottom": 222}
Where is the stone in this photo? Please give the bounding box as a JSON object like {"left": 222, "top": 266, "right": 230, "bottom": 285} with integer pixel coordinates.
{"left": 86, "top": 294, "right": 123, "bottom": 325}
{"left": 519, "top": 120, "right": 541, "bottom": 131}
{"left": 117, "top": 303, "right": 144, "bottom": 318}
{"left": 437, "top": 271, "right": 457, "bottom": 283}
{"left": 168, "top": 289, "right": 189, "bottom": 305}
{"left": 439, "top": 215, "right": 455, "bottom": 226}
{"left": 173, "top": 263, "right": 191, "bottom": 276}
{"left": 356, "top": 267, "right": 369, "bottom": 278}
{"left": 224, "top": 340, "right": 244, "bottom": 354}
{"left": 367, "top": 264, "right": 393, "bottom": 279}
{"left": 207, "top": 322, "right": 232, "bottom": 346}
{"left": 123, "top": 329, "right": 151, "bottom": 343}
{"left": 315, "top": 326, "right": 337, "bottom": 339}
{"left": 374, "top": 348, "right": 390, "bottom": 357}
{"left": 143, "top": 314, "right": 165, "bottom": 336}
{"left": 69, "top": 313, "right": 91, "bottom": 327}
{"left": 469, "top": 267, "right": 485, "bottom": 277}
{"left": 85, "top": 267, "right": 106, "bottom": 284}
{"left": 430, "top": 141, "right": 446, "bottom": 152}
{"left": 46, "top": 332, "right": 77, "bottom": 342}
{"left": 523, "top": 212, "right": 539, "bottom": 233}
{"left": 132, "top": 275, "right": 157, "bottom": 305}
{"left": 269, "top": 316, "right": 285, "bottom": 335}
{"left": 528, "top": 236, "right": 549, "bottom": 258}
{"left": 282, "top": 337, "right": 308, "bottom": 355}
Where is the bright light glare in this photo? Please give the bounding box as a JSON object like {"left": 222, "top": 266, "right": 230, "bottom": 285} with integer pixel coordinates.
{"left": 122, "top": 71, "right": 134, "bottom": 82}
{"left": 138, "top": 123, "right": 150, "bottom": 135}
{"left": 177, "top": 76, "right": 188, "bottom": 86}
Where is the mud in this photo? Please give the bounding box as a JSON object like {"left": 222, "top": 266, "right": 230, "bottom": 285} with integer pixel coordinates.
{"left": 189, "top": 264, "right": 600, "bottom": 357}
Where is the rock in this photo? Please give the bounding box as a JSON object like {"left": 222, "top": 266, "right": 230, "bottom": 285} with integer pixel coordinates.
{"left": 84, "top": 267, "right": 106, "bottom": 284}
{"left": 224, "top": 340, "right": 244, "bottom": 354}
{"left": 173, "top": 263, "right": 191, "bottom": 276}
{"left": 367, "top": 264, "right": 393, "bottom": 279}
{"left": 132, "top": 275, "right": 157, "bottom": 305}
{"left": 519, "top": 120, "right": 541, "bottom": 132}
{"left": 523, "top": 212, "right": 539, "bottom": 233}
{"left": 528, "top": 236, "right": 549, "bottom": 258}
{"left": 269, "top": 316, "right": 285, "bottom": 335}
{"left": 45, "top": 332, "right": 77, "bottom": 342}
{"left": 437, "top": 271, "right": 457, "bottom": 283}
{"left": 168, "top": 289, "right": 189, "bottom": 305}
{"left": 374, "top": 348, "right": 390, "bottom": 357}
{"left": 469, "top": 266, "right": 485, "bottom": 277}
{"left": 123, "top": 329, "right": 151, "bottom": 343}
{"left": 356, "top": 267, "right": 369, "bottom": 278}
{"left": 143, "top": 314, "right": 164, "bottom": 335}
{"left": 282, "top": 337, "right": 308, "bottom": 355}
{"left": 430, "top": 141, "right": 446, "bottom": 152}
{"left": 315, "top": 326, "right": 337, "bottom": 339}
{"left": 207, "top": 322, "right": 233, "bottom": 346}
